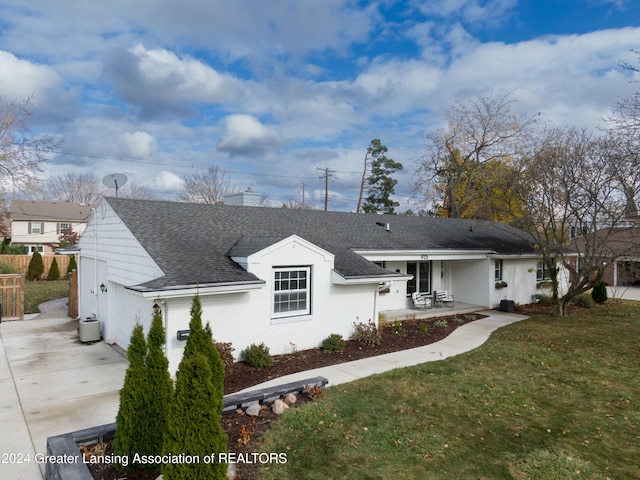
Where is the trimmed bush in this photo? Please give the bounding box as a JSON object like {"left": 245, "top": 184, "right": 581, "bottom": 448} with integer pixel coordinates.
{"left": 573, "top": 293, "right": 595, "bottom": 308}
{"left": 47, "top": 257, "right": 60, "bottom": 280}
{"left": 591, "top": 281, "right": 608, "bottom": 304}
{"left": 27, "top": 251, "right": 44, "bottom": 280}
{"left": 351, "top": 320, "right": 382, "bottom": 346}
{"left": 242, "top": 342, "right": 273, "bottom": 368}
{"left": 322, "top": 333, "right": 346, "bottom": 352}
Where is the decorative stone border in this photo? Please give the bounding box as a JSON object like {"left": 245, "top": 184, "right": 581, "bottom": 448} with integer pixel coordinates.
{"left": 45, "top": 376, "right": 329, "bottom": 480}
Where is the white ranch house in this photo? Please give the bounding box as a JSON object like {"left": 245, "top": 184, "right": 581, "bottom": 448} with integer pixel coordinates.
{"left": 78, "top": 197, "right": 540, "bottom": 375}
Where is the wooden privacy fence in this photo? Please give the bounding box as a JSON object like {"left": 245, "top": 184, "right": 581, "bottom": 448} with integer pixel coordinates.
{"left": 0, "top": 273, "right": 24, "bottom": 321}
{"left": 0, "top": 254, "right": 74, "bottom": 279}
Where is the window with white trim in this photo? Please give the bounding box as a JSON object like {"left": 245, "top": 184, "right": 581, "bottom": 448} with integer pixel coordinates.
{"left": 273, "top": 267, "right": 311, "bottom": 317}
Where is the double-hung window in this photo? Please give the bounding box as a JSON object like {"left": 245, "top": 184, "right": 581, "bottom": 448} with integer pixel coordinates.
{"left": 273, "top": 267, "right": 311, "bottom": 317}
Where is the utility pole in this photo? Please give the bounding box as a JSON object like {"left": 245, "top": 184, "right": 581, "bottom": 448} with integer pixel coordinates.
{"left": 317, "top": 167, "right": 333, "bottom": 211}
{"left": 301, "top": 182, "right": 305, "bottom": 208}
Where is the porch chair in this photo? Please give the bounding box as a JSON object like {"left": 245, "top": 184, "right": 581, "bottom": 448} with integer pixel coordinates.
{"left": 411, "top": 292, "right": 432, "bottom": 310}
{"left": 435, "top": 290, "right": 454, "bottom": 307}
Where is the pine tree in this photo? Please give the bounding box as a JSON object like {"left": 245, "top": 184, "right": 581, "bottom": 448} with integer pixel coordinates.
{"left": 47, "top": 257, "right": 60, "bottom": 280}
{"left": 113, "top": 324, "right": 148, "bottom": 473}
{"left": 27, "top": 251, "right": 45, "bottom": 280}
{"left": 141, "top": 308, "right": 173, "bottom": 471}
{"left": 162, "top": 353, "right": 228, "bottom": 480}
{"left": 361, "top": 139, "right": 403, "bottom": 214}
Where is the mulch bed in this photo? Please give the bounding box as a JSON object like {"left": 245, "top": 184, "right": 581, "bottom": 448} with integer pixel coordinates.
{"left": 86, "top": 311, "right": 485, "bottom": 480}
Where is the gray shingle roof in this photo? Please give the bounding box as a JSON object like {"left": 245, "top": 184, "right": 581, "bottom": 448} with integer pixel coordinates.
{"left": 9, "top": 200, "right": 95, "bottom": 222}
{"left": 105, "top": 197, "right": 536, "bottom": 292}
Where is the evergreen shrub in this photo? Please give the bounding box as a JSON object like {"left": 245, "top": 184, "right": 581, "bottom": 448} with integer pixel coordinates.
{"left": 591, "top": 281, "right": 608, "bottom": 303}
{"left": 241, "top": 342, "right": 273, "bottom": 368}
{"left": 322, "top": 333, "right": 346, "bottom": 352}
{"left": 27, "top": 251, "right": 44, "bottom": 280}
{"left": 47, "top": 257, "right": 60, "bottom": 280}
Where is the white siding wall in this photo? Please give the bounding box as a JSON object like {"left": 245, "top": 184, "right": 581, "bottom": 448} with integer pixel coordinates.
{"left": 78, "top": 201, "right": 163, "bottom": 339}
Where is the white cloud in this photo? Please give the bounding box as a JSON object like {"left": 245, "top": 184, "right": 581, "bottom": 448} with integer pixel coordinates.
{"left": 153, "top": 171, "right": 183, "bottom": 193}
{"left": 102, "top": 44, "right": 243, "bottom": 119}
{"left": 120, "top": 131, "right": 157, "bottom": 158}
{"left": 217, "top": 114, "right": 284, "bottom": 157}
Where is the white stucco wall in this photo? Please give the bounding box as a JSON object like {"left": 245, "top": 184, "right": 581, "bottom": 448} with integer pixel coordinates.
{"left": 160, "top": 236, "right": 380, "bottom": 375}
{"left": 489, "top": 257, "right": 539, "bottom": 307}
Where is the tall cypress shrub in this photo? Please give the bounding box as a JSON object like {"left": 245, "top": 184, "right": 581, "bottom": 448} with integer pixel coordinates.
{"left": 140, "top": 308, "right": 173, "bottom": 471}
{"left": 162, "top": 353, "right": 228, "bottom": 480}
{"left": 182, "top": 294, "right": 225, "bottom": 405}
{"left": 113, "top": 324, "right": 148, "bottom": 473}
{"left": 27, "top": 251, "right": 45, "bottom": 280}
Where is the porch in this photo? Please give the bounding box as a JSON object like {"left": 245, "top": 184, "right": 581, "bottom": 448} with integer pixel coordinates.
{"left": 380, "top": 301, "right": 485, "bottom": 323}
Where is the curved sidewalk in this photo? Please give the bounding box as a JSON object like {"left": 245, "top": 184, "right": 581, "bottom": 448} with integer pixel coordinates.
{"left": 238, "top": 310, "right": 528, "bottom": 393}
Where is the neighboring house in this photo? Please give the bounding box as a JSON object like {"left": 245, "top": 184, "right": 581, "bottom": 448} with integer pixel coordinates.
{"left": 573, "top": 225, "right": 640, "bottom": 287}
{"left": 78, "top": 197, "right": 541, "bottom": 375}
{"left": 7, "top": 200, "right": 94, "bottom": 254}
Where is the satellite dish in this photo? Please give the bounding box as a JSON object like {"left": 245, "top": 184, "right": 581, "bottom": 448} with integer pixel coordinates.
{"left": 102, "top": 173, "right": 128, "bottom": 197}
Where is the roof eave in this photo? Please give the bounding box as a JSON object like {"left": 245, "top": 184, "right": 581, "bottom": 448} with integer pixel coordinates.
{"left": 126, "top": 280, "right": 266, "bottom": 299}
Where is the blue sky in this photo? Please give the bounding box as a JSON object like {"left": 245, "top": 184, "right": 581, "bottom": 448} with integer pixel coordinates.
{"left": 0, "top": 0, "right": 639, "bottom": 210}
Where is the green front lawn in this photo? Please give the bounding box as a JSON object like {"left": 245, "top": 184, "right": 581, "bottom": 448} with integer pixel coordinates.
{"left": 23, "top": 279, "right": 69, "bottom": 314}
{"left": 261, "top": 302, "right": 640, "bottom": 479}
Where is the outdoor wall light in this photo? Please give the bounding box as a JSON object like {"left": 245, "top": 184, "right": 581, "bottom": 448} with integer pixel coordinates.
{"left": 100, "top": 283, "right": 107, "bottom": 293}
{"left": 153, "top": 303, "right": 161, "bottom": 314}
{"left": 177, "top": 329, "right": 191, "bottom": 341}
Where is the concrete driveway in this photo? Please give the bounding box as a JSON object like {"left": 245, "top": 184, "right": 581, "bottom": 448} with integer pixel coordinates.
{"left": 0, "top": 303, "right": 127, "bottom": 479}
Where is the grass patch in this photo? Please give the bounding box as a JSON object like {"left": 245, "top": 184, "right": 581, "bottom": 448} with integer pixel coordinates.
{"left": 260, "top": 302, "right": 640, "bottom": 479}
{"left": 23, "top": 280, "right": 69, "bottom": 314}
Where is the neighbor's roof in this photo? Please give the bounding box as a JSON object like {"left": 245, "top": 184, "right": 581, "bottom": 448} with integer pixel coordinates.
{"left": 104, "top": 197, "right": 537, "bottom": 292}
{"left": 8, "top": 200, "right": 95, "bottom": 222}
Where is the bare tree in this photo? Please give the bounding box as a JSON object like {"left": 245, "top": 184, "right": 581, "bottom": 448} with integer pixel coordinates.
{"left": 119, "top": 181, "right": 156, "bottom": 200}
{"left": 43, "top": 172, "right": 106, "bottom": 204}
{"left": 515, "top": 127, "right": 633, "bottom": 315}
{"left": 178, "top": 166, "right": 232, "bottom": 204}
{"left": 415, "top": 93, "right": 537, "bottom": 219}
{"left": 0, "top": 94, "right": 60, "bottom": 194}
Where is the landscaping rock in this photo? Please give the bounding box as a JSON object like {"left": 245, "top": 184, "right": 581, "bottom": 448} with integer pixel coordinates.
{"left": 272, "top": 399, "right": 289, "bottom": 415}
{"left": 285, "top": 393, "right": 297, "bottom": 404}
{"left": 245, "top": 403, "right": 261, "bottom": 417}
